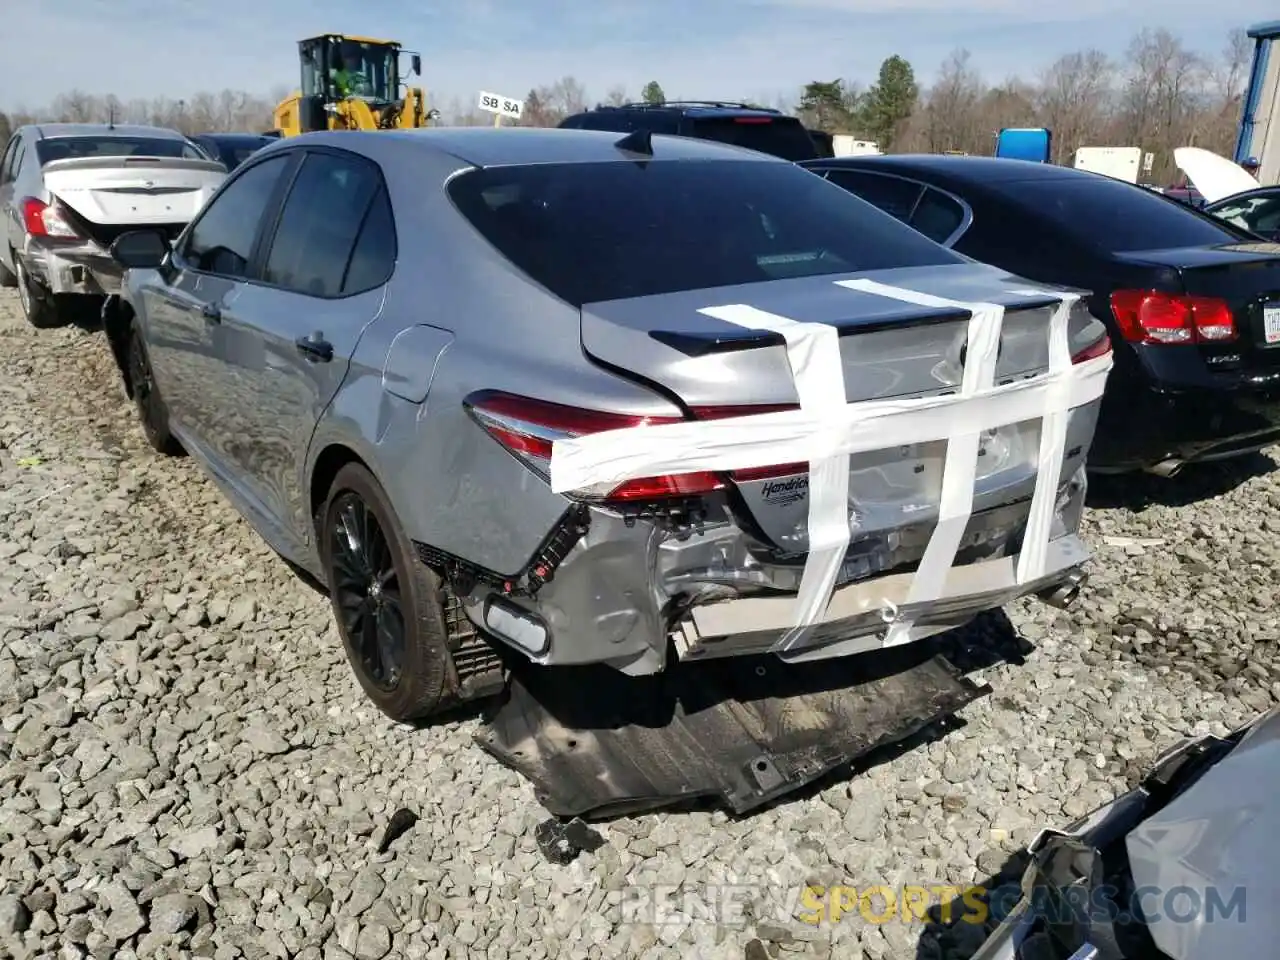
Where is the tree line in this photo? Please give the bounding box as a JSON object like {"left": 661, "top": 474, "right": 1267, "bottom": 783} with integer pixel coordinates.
{"left": 0, "top": 28, "right": 1251, "bottom": 183}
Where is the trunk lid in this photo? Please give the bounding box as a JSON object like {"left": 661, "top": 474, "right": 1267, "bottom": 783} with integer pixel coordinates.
{"left": 581, "top": 263, "right": 1105, "bottom": 552}
{"left": 42, "top": 156, "right": 226, "bottom": 228}
{"left": 1117, "top": 244, "right": 1280, "bottom": 370}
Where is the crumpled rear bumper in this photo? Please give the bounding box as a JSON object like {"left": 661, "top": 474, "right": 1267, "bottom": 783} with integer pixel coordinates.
{"left": 23, "top": 237, "right": 122, "bottom": 296}
{"left": 450, "top": 463, "right": 1090, "bottom": 676}
{"left": 676, "top": 534, "right": 1088, "bottom": 663}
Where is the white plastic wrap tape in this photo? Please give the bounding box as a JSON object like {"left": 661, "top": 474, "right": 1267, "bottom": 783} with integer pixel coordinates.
{"left": 836, "top": 280, "right": 1007, "bottom": 647}
{"left": 1010, "top": 289, "right": 1079, "bottom": 585}
{"left": 547, "top": 280, "right": 1112, "bottom": 650}
{"left": 698, "top": 305, "right": 850, "bottom": 638}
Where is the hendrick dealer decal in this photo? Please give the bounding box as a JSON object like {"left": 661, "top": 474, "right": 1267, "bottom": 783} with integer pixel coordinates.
{"left": 761, "top": 475, "right": 809, "bottom": 505}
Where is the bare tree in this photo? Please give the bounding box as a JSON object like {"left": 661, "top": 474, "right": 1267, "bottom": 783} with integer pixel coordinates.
{"left": 604, "top": 85, "right": 628, "bottom": 107}
{"left": 921, "top": 49, "right": 986, "bottom": 154}
{"left": 1037, "top": 51, "right": 1114, "bottom": 164}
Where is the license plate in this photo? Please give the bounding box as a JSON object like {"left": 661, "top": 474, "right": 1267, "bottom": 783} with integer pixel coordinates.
{"left": 1266, "top": 302, "right": 1280, "bottom": 345}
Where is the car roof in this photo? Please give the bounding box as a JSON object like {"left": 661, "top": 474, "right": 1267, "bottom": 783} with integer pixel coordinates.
{"left": 28, "top": 123, "right": 187, "bottom": 141}
{"left": 579, "top": 102, "right": 788, "bottom": 119}
{"left": 264, "top": 126, "right": 786, "bottom": 168}
{"left": 196, "top": 132, "right": 274, "bottom": 144}
{"left": 807, "top": 153, "right": 1088, "bottom": 184}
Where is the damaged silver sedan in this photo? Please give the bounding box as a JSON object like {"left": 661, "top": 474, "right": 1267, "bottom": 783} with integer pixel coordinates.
{"left": 102, "top": 128, "right": 1110, "bottom": 744}
{"left": 0, "top": 123, "right": 224, "bottom": 327}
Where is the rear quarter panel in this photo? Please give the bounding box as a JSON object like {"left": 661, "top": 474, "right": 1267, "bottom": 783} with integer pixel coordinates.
{"left": 309, "top": 146, "right": 684, "bottom": 577}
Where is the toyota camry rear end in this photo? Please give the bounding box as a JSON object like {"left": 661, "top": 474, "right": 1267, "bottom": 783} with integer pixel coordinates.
{"left": 356, "top": 128, "right": 1111, "bottom": 683}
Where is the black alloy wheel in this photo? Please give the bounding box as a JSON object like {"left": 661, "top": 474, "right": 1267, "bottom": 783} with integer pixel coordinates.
{"left": 320, "top": 463, "right": 454, "bottom": 721}
{"left": 127, "top": 326, "right": 181, "bottom": 455}
{"left": 328, "top": 491, "right": 405, "bottom": 691}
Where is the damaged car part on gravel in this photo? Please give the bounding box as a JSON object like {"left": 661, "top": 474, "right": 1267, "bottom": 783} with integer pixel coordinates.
{"left": 969, "top": 706, "right": 1279, "bottom": 960}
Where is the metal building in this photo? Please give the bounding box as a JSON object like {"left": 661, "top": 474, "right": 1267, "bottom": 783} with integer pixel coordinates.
{"left": 1237, "top": 20, "right": 1280, "bottom": 184}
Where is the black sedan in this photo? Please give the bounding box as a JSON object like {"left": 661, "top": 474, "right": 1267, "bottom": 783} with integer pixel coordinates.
{"left": 803, "top": 154, "right": 1280, "bottom": 476}
{"left": 190, "top": 133, "right": 277, "bottom": 172}
{"left": 1206, "top": 186, "right": 1280, "bottom": 242}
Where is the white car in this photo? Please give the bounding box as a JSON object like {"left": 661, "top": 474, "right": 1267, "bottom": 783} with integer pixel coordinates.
{"left": 0, "top": 123, "right": 226, "bottom": 328}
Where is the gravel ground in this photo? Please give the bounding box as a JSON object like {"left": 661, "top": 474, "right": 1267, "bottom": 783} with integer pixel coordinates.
{"left": 0, "top": 286, "right": 1277, "bottom": 960}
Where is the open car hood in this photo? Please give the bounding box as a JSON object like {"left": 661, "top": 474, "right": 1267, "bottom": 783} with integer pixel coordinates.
{"left": 1173, "top": 147, "right": 1260, "bottom": 204}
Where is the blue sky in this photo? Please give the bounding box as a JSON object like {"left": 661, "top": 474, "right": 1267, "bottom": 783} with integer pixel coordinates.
{"left": 3, "top": 0, "right": 1272, "bottom": 113}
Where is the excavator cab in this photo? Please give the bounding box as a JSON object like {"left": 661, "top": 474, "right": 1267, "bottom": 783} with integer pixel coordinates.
{"left": 273, "top": 34, "right": 429, "bottom": 136}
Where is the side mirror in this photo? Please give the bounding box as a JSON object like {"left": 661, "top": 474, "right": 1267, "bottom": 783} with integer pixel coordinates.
{"left": 411, "top": 54, "right": 421, "bottom": 76}
{"left": 109, "top": 230, "right": 170, "bottom": 270}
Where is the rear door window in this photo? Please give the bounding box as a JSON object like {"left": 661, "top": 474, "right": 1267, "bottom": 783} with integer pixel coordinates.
{"left": 339, "top": 185, "right": 397, "bottom": 293}
{"left": 447, "top": 157, "right": 963, "bottom": 306}
{"left": 822, "top": 170, "right": 924, "bottom": 223}
{"left": 994, "top": 176, "right": 1252, "bottom": 252}
{"left": 684, "top": 116, "right": 817, "bottom": 161}
{"left": 261, "top": 150, "right": 384, "bottom": 297}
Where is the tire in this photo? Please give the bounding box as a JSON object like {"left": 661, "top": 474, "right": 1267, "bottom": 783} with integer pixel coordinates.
{"left": 0, "top": 250, "right": 15, "bottom": 288}
{"left": 14, "top": 254, "right": 63, "bottom": 329}
{"left": 126, "top": 323, "right": 182, "bottom": 455}
{"left": 320, "top": 463, "right": 454, "bottom": 721}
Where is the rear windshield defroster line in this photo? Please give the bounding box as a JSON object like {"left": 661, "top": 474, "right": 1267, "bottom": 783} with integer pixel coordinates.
{"left": 446, "top": 159, "right": 964, "bottom": 307}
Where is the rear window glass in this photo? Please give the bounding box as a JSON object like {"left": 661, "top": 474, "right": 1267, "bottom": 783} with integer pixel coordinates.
{"left": 685, "top": 116, "right": 818, "bottom": 161}
{"left": 35, "top": 136, "right": 205, "bottom": 165}
{"left": 447, "top": 159, "right": 963, "bottom": 306}
{"left": 210, "top": 142, "right": 269, "bottom": 170}
{"left": 992, "top": 176, "right": 1250, "bottom": 252}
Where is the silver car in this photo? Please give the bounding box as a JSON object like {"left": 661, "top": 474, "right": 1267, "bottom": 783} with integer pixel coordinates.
{"left": 102, "top": 128, "right": 1109, "bottom": 722}
{"left": 0, "top": 123, "right": 225, "bottom": 327}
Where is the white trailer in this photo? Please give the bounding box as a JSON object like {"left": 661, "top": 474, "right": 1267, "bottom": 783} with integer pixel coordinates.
{"left": 832, "top": 135, "right": 881, "bottom": 157}
{"left": 1073, "top": 146, "right": 1143, "bottom": 183}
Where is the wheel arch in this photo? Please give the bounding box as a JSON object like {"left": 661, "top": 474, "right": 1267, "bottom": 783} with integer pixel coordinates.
{"left": 308, "top": 442, "right": 373, "bottom": 537}
{"left": 102, "top": 295, "right": 137, "bottom": 398}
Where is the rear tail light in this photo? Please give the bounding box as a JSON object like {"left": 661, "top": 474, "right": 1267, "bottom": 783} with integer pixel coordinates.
{"left": 733, "top": 117, "right": 773, "bottom": 124}
{"left": 1070, "top": 334, "right": 1112, "bottom": 364}
{"left": 1109, "top": 290, "right": 1236, "bottom": 345}
{"left": 464, "top": 392, "right": 801, "bottom": 502}
{"left": 688, "top": 404, "right": 804, "bottom": 481}
{"left": 21, "top": 197, "right": 79, "bottom": 239}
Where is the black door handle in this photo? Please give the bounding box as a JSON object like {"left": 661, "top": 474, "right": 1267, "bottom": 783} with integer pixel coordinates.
{"left": 296, "top": 332, "right": 333, "bottom": 363}
{"left": 201, "top": 302, "right": 221, "bottom": 323}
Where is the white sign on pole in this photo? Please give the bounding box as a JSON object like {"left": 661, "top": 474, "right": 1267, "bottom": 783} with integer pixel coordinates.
{"left": 478, "top": 91, "right": 524, "bottom": 120}
{"left": 1142, "top": 152, "right": 1155, "bottom": 173}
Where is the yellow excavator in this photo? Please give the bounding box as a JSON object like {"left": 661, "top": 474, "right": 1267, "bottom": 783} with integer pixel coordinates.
{"left": 271, "top": 34, "right": 441, "bottom": 136}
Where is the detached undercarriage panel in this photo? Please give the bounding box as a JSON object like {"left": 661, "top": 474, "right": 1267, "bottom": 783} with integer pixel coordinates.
{"left": 478, "top": 647, "right": 989, "bottom": 818}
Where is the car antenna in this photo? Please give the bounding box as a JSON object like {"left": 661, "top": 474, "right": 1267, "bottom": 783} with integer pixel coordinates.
{"left": 614, "top": 129, "right": 653, "bottom": 157}
{"left": 107, "top": 104, "right": 115, "bottom": 129}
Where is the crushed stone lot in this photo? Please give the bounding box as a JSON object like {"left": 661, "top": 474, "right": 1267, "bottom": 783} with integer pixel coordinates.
{"left": 0, "top": 287, "right": 1277, "bottom": 960}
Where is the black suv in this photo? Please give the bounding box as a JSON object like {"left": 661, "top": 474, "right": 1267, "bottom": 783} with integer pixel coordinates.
{"left": 558, "top": 101, "right": 819, "bottom": 161}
